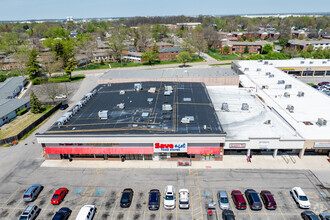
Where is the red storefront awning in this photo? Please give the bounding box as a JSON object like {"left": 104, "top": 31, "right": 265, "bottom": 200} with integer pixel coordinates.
{"left": 45, "top": 147, "right": 154, "bottom": 155}
{"left": 187, "top": 147, "right": 220, "bottom": 155}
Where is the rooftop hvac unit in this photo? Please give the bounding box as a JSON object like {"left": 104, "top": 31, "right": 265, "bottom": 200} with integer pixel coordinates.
{"left": 297, "top": 91, "right": 304, "bottom": 97}
{"left": 92, "top": 89, "right": 97, "bottom": 95}
{"left": 284, "top": 92, "right": 290, "bottom": 98}
{"left": 181, "top": 117, "right": 190, "bottom": 124}
{"left": 285, "top": 84, "right": 292, "bottom": 89}
{"left": 269, "top": 74, "right": 274, "bottom": 78}
{"left": 221, "top": 102, "right": 229, "bottom": 111}
{"left": 164, "top": 91, "right": 171, "bottom": 96}
{"left": 258, "top": 60, "right": 263, "bottom": 62}
{"left": 264, "top": 61, "right": 269, "bottom": 65}
{"left": 164, "top": 85, "right": 173, "bottom": 92}
{"left": 262, "top": 85, "right": 269, "bottom": 89}
{"left": 309, "top": 61, "right": 314, "bottom": 64}
{"left": 278, "top": 80, "right": 285, "bottom": 84}
{"left": 162, "top": 104, "right": 172, "bottom": 111}
{"left": 183, "top": 97, "right": 191, "bottom": 102}
{"left": 148, "top": 87, "right": 156, "bottom": 93}
{"left": 265, "top": 72, "right": 271, "bottom": 76}
{"left": 147, "top": 98, "right": 154, "bottom": 103}
{"left": 286, "top": 105, "right": 294, "bottom": 113}
{"left": 300, "top": 61, "right": 305, "bottom": 64}
{"left": 264, "top": 120, "right": 271, "bottom": 125}
{"left": 323, "top": 61, "right": 327, "bottom": 64}
{"left": 257, "top": 68, "right": 261, "bottom": 72}
{"left": 142, "top": 112, "right": 149, "bottom": 117}
{"left": 241, "top": 103, "right": 249, "bottom": 110}
{"left": 117, "top": 103, "right": 125, "bottom": 109}
{"left": 98, "top": 110, "right": 109, "bottom": 119}
{"left": 317, "top": 118, "right": 327, "bottom": 126}
{"left": 244, "top": 68, "right": 249, "bottom": 71}
{"left": 120, "top": 90, "right": 125, "bottom": 95}
{"left": 134, "top": 83, "right": 142, "bottom": 91}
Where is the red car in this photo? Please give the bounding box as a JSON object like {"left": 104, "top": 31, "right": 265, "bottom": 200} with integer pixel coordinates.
{"left": 231, "top": 190, "right": 247, "bottom": 210}
{"left": 51, "top": 188, "right": 68, "bottom": 205}
{"left": 260, "top": 190, "right": 277, "bottom": 210}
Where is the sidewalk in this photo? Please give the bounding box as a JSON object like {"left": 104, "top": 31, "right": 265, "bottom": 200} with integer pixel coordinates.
{"left": 41, "top": 155, "right": 330, "bottom": 170}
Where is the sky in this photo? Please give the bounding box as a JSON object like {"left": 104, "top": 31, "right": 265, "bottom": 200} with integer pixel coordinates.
{"left": 0, "top": 0, "right": 329, "bottom": 21}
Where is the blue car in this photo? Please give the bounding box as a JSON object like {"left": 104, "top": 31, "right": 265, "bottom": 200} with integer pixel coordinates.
{"left": 23, "top": 184, "right": 43, "bottom": 202}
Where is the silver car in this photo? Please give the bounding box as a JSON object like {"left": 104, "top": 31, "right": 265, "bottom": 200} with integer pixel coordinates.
{"left": 217, "top": 190, "right": 230, "bottom": 210}
{"left": 23, "top": 184, "right": 43, "bottom": 202}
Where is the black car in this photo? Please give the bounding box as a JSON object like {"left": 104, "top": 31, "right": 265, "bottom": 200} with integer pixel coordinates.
{"left": 52, "top": 207, "right": 72, "bottom": 220}
{"left": 301, "top": 211, "right": 321, "bottom": 220}
{"left": 222, "top": 209, "right": 235, "bottom": 220}
{"left": 148, "top": 189, "right": 160, "bottom": 210}
{"left": 60, "top": 104, "right": 69, "bottom": 110}
{"left": 120, "top": 188, "right": 134, "bottom": 208}
{"left": 244, "top": 189, "right": 262, "bottom": 210}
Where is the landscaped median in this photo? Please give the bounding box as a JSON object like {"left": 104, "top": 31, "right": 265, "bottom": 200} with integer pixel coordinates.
{"left": 0, "top": 104, "right": 61, "bottom": 146}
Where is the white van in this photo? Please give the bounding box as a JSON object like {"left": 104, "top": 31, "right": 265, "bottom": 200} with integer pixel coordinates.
{"left": 179, "top": 189, "right": 189, "bottom": 209}
{"left": 75, "top": 205, "right": 96, "bottom": 220}
{"left": 164, "top": 185, "right": 176, "bottom": 209}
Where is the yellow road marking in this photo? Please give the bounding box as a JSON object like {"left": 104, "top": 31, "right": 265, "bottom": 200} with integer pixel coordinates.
{"left": 143, "top": 191, "right": 149, "bottom": 220}
{"left": 285, "top": 191, "right": 300, "bottom": 215}
{"left": 0, "top": 187, "right": 21, "bottom": 209}
{"left": 93, "top": 189, "right": 108, "bottom": 219}
{"left": 212, "top": 191, "right": 220, "bottom": 220}
{"left": 8, "top": 197, "right": 23, "bottom": 218}
{"left": 110, "top": 191, "right": 121, "bottom": 220}
{"left": 126, "top": 191, "right": 134, "bottom": 220}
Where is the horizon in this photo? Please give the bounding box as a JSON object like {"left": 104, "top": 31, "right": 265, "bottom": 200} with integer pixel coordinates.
{"left": 0, "top": 0, "right": 329, "bottom": 21}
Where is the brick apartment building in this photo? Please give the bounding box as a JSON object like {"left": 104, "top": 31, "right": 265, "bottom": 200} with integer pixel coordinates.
{"left": 288, "top": 39, "right": 330, "bottom": 50}
{"left": 220, "top": 40, "right": 272, "bottom": 54}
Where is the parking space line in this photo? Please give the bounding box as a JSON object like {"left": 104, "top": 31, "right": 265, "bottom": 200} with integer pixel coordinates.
{"left": 142, "top": 191, "right": 149, "bottom": 220}
{"left": 93, "top": 189, "right": 108, "bottom": 219}
{"left": 58, "top": 189, "right": 72, "bottom": 209}
{"left": 212, "top": 191, "right": 220, "bottom": 220}
{"left": 159, "top": 192, "right": 163, "bottom": 220}
{"left": 126, "top": 191, "right": 134, "bottom": 220}
{"left": 110, "top": 191, "right": 121, "bottom": 220}
{"left": 285, "top": 191, "right": 300, "bottom": 215}
{"left": 0, "top": 186, "right": 20, "bottom": 209}
{"left": 7, "top": 197, "right": 23, "bottom": 218}
{"left": 176, "top": 191, "right": 178, "bottom": 220}
{"left": 276, "top": 203, "right": 287, "bottom": 220}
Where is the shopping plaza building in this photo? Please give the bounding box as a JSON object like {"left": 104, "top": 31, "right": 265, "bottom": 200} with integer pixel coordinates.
{"left": 36, "top": 60, "right": 330, "bottom": 161}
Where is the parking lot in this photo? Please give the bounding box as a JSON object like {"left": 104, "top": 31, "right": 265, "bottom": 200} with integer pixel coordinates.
{"left": 0, "top": 167, "right": 329, "bottom": 220}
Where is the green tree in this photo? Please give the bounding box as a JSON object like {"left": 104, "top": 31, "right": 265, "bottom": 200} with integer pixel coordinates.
{"left": 65, "top": 57, "right": 77, "bottom": 80}
{"left": 306, "top": 44, "right": 314, "bottom": 53}
{"left": 244, "top": 45, "right": 249, "bottom": 54}
{"left": 223, "top": 45, "right": 230, "bottom": 55}
{"left": 263, "top": 44, "right": 273, "bottom": 54}
{"left": 279, "top": 38, "right": 289, "bottom": 48}
{"left": 30, "top": 91, "right": 42, "bottom": 114}
{"left": 26, "top": 49, "right": 41, "bottom": 79}
{"left": 142, "top": 49, "right": 159, "bottom": 65}
{"left": 177, "top": 51, "right": 192, "bottom": 66}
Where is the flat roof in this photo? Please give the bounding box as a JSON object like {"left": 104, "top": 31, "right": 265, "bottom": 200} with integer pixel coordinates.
{"left": 100, "top": 67, "right": 236, "bottom": 80}
{"left": 237, "top": 59, "right": 330, "bottom": 140}
{"left": 207, "top": 86, "right": 302, "bottom": 141}
{"left": 45, "top": 82, "right": 224, "bottom": 136}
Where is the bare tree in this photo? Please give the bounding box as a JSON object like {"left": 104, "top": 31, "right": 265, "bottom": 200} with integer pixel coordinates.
{"left": 41, "top": 52, "right": 63, "bottom": 77}
{"left": 108, "top": 26, "right": 128, "bottom": 62}
{"left": 202, "top": 27, "right": 219, "bottom": 49}
{"left": 42, "top": 82, "right": 65, "bottom": 104}
{"left": 134, "top": 25, "right": 152, "bottom": 52}
{"left": 12, "top": 46, "right": 30, "bottom": 75}
{"left": 75, "top": 35, "right": 97, "bottom": 68}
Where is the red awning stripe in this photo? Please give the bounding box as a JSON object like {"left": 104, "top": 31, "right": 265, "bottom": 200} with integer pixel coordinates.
{"left": 187, "top": 147, "right": 220, "bottom": 155}
{"left": 45, "top": 147, "right": 154, "bottom": 155}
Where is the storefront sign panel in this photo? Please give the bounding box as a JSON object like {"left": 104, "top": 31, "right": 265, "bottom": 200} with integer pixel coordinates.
{"left": 259, "top": 141, "right": 269, "bottom": 149}
{"left": 154, "top": 142, "right": 187, "bottom": 153}
{"left": 229, "top": 143, "right": 246, "bottom": 148}
{"left": 314, "top": 142, "right": 330, "bottom": 148}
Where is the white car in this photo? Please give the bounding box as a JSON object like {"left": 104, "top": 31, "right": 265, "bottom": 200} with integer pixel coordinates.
{"left": 55, "top": 94, "right": 67, "bottom": 99}
{"left": 164, "top": 185, "right": 176, "bottom": 209}
{"left": 290, "top": 187, "right": 311, "bottom": 209}
{"left": 179, "top": 189, "right": 189, "bottom": 209}
{"left": 76, "top": 205, "right": 96, "bottom": 220}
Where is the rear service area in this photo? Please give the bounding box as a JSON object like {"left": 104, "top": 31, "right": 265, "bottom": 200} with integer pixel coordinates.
{"left": 0, "top": 168, "right": 329, "bottom": 220}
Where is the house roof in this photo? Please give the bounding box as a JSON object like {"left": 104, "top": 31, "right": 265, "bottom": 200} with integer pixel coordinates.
{"left": 222, "top": 41, "right": 273, "bottom": 47}
{"left": 158, "top": 46, "right": 182, "bottom": 53}
{"left": 0, "top": 76, "right": 27, "bottom": 99}
{"left": 0, "top": 98, "right": 29, "bottom": 119}
{"left": 288, "top": 39, "right": 330, "bottom": 46}
{"left": 147, "top": 42, "right": 174, "bottom": 48}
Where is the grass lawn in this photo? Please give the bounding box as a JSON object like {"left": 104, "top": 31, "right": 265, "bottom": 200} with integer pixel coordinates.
{"left": 0, "top": 106, "right": 53, "bottom": 139}
{"left": 207, "top": 50, "right": 242, "bottom": 61}
{"left": 74, "top": 57, "right": 205, "bottom": 71}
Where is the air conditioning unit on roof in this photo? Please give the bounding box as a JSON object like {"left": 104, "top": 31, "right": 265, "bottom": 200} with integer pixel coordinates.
{"left": 297, "top": 91, "right": 304, "bottom": 97}
{"left": 285, "top": 84, "right": 292, "bottom": 89}
{"left": 221, "top": 103, "right": 229, "bottom": 111}
{"left": 286, "top": 105, "right": 294, "bottom": 113}
{"left": 241, "top": 103, "right": 249, "bottom": 110}
{"left": 317, "top": 118, "right": 327, "bottom": 126}
{"left": 278, "top": 80, "right": 285, "bottom": 84}
{"left": 284, "top": 92, "right": 290, "bottom": 98}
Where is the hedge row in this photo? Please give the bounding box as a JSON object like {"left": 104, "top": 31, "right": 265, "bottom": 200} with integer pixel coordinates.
{"left": 31, "top": 75, "right": 85, "bottom": 85}
{"left": 17, "top": 108, "right": 28, "bottom": 116}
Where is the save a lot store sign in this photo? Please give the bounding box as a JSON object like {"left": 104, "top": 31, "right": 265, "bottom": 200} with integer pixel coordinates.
{"left": 154, "top": 143, "right": 187, "bottom": 153}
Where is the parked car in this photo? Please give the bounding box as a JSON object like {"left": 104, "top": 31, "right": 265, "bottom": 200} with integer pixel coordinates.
{"left": 231, "top": 190, "right": 247, "bottom": 210}
{"left": 19, "top": 205, "right": 39, "bottom": 220}
{"left": 312, "top": 85, "right": 319, "bottom": 89}
{"left": 23, "top": 184, "right": 43, "bottom": 202}
{"left": 178, "top": 189, "right": 189, "bottom": 209}
{"left": 222, "top": 209, "right": 236, "bottom": 220}
{"left": 56, "top": 94, "right": 67, "bottom": 99}
{"left": 245, "top": 189, "right": 262, "bottom": 210}
{"left": 318, "top": 82, "right": 329, "bottom": 86}
{"left": 290, "top": 187, "right": 311, "bottom": 209}
{"left": 319, "top": 212, "right": 330, "bottom": 220}
{"left": 60, "top": 104, "right": 69, "bottom": 110}
{"left": 148, "top": 189, "right": 160, "bottom": 210}
{"left": 301, "top": 211, "right": 320, "bottom": 220}
{"left": 260, "top": 190, "right": 277, "bottom": 210}
{"left": 52, "top": 207, "right": 72, "bottom": 220}
{"left": 75, "top": 205, "right": 96, "bottom": 220}
{"left": 120, "top": 188, "right": 134, "bottom": 208}
{"left": 217, "top": 190, "right": 230, "bottom": 210}
{"left": 164, "top": 185, "right": 176, "bottom": 209}
{"left": 51, "top": 188, "right": 68, "bottom": 205}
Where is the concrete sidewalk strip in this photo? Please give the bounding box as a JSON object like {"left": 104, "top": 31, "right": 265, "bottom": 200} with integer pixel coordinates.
{"left": 41, "top": 155, "right": 330, "bottom": 170}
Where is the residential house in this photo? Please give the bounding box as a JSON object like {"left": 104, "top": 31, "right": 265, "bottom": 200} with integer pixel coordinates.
{"left": 288, "top": 39, "right": 330, "bottom": 50}
{"left": 220, "top": 40, "right": 272, "bottom": 54}
{"left": 158, "top": 46, "right": 182, "bottom": 61}
{"left": 146, "top": 42, "right": 174, "bottom": 49}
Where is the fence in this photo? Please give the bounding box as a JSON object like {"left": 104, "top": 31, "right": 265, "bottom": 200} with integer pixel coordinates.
{"left": 0, "top": 103, "right": 62, "bottom": 146}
